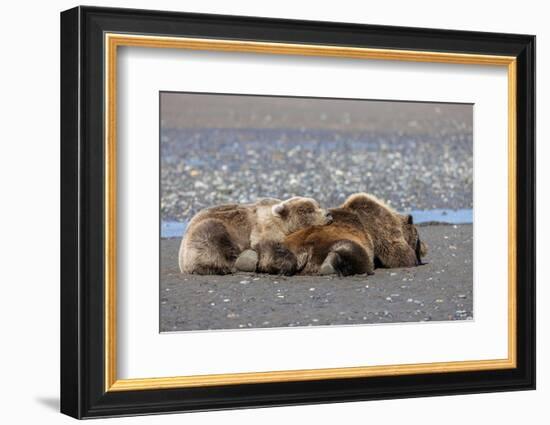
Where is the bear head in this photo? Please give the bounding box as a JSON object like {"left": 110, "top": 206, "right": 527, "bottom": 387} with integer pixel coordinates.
{"left": 342, "top": 193, "right": 427, "bottom": 264}
{"left": 401, "top": 214, "right": 428, "bottom": 264}
{"left": 271, "top": 196, "right": 332, "bottom": 234}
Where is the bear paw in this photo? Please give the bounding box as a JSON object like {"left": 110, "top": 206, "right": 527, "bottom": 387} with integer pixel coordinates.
{"left": 319, "top": 262, "right": 337, "bottom": 276}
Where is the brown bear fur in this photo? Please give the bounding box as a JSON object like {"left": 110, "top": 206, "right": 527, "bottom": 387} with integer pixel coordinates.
{"left": 284, "top": 207, "right": 375, "bottom": 276}
{"left": 179, "top": 197, "right": 332, "bottom": 275}
{"left": 283, "top": 193, "right": 427, "bottom": 276}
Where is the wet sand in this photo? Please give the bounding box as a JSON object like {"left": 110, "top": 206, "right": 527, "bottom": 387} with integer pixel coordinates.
{"left": 160, "top": 224, "right": 473, "bottom": 332}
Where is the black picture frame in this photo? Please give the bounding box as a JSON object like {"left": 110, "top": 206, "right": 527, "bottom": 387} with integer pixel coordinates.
{"left": 61, "top": 5, "right": 535, "bottom": 419}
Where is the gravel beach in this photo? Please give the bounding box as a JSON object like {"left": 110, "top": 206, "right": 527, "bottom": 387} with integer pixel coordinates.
{"left": 161, "top": 95, "right": 472, "bottom": 222}
{"left": 160, "top": 224, "right": 473, "bottom": 332}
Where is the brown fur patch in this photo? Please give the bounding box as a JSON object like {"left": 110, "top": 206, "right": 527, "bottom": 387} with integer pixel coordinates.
{"left": 284, "top": 193, "right": 428, "bottom": 276}
{"left": 342, "top": 193, "right": 426, "bottom": 268}
{"left": 179, "top": 197, "right": 331, "bottom": 275}
{"left": 284, "top": 208, "right": 375, "bottom": 276}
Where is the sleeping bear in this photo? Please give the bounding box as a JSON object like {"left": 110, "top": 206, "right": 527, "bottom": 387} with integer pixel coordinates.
{"left": 179, "top": 197, "right": 333, "bottom": 275}
{"left": 283, "top": 193, "right": 428, "bottom": 276}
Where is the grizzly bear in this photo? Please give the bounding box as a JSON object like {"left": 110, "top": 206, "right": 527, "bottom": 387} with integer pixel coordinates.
{"left": 179, "top": 197, "right": 332, "bottom": 275}
{"left": 283, "top": 193, "right": 427, "bottom": 276}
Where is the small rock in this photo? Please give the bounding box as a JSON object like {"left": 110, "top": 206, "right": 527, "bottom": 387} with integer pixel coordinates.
{"left": 234, "top": 249, "right": 258, "bottom": 272}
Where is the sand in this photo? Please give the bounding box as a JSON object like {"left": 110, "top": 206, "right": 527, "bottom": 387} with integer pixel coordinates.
{"left": 160, "top": 224, "right": 473, "bottom": 332}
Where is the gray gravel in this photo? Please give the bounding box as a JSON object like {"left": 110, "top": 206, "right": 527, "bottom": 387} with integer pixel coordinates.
{"left": 160, "top": 224, "right": 473, "bottom": 332}
{"left": 160, "top": 96, "right": 472, "bottom": 222}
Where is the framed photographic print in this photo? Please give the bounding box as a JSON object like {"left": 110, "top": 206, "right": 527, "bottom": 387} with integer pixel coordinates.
{"left": 60, "top": 6, "right": 535, "bottom": 419}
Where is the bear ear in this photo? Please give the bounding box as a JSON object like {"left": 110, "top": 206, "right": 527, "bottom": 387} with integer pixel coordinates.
{"left": 272, "top": 203, "right": 288, "bottom": 218}
{"left": 405, "top": 214, "right": 414, "bottom": 224}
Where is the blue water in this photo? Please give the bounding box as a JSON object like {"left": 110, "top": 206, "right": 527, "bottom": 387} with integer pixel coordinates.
{"left": 408, "top": 209, "right": 472, "bottom": 225}
{"left": 161, "top": 209, "right": 472, "bottom": 238}
{"left": 161, "top": 220, "right": 189, "bottom": 238}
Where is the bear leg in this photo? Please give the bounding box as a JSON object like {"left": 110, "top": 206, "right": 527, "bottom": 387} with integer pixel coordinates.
{"left": 181, "top": 219, "right": 239, "bottom": 275}
{"left": 256, "top": 241, "right": 298, "bottom": 276}
{"left": 325, "top": 240, "right": 370, "bottom": 276}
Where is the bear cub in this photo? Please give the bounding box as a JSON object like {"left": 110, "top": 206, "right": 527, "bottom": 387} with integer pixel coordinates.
{"left": 179, "top": 197, "right": 332, "bottom": 275}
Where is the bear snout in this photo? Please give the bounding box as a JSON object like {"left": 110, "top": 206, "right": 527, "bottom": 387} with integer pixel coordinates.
{"left": 325, "top": 211, "right": 333, "bottom": 224}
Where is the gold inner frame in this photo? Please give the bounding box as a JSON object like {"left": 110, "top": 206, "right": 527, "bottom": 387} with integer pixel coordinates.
{"left": 104, "top": 33, "right": 517, "bottom": 392}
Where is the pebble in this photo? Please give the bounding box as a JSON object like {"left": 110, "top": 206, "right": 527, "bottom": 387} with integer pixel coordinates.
{"left": 161, "top": 124, "right": 472, "bottom": 224}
